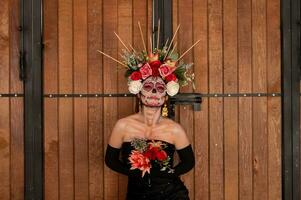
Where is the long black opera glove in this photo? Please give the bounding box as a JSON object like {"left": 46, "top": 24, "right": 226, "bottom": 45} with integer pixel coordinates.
{"left": 173, "top": 144, "right": 195, "bottom": 176}
{"left": 104, "top": 144, "right": 129, "bottom": 176}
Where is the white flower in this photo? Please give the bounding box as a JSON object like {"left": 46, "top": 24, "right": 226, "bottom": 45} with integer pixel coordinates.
{"left": 128, "top": 80, "right": 142, "bottom": 94}
{"left": 166, "top": 81, "right": 179, "bottom": 96}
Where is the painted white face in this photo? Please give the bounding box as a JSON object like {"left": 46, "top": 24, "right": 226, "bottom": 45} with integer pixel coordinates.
{"left": 140, "top": 76, "right": 167, "bottom": 107}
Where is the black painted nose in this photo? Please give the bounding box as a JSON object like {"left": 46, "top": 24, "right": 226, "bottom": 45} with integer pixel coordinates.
{"left": 152, "top": 88, "right": 156, "bottom": 93}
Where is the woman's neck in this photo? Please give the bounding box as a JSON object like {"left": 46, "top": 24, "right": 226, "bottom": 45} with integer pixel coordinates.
{"left": 140, "top": 105, "right": 162, "bottom": 126}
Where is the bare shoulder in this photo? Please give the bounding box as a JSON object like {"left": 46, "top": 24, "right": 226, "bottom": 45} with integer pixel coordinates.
{"left": 165, "top": 119, "right": 191, "bottom": 150}
{"left": 107, "top": 114, "right": 138, "bottom": 148}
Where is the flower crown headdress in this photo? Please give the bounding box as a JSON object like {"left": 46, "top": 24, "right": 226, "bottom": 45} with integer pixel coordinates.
{"left": 97, "top": 21, "right": 200, "bottom": 96}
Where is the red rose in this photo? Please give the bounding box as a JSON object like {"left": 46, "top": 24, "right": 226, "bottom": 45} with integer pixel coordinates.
{"left": 156, "top": 150, "right": 168, "bottom": 161}
{"left": 130, "top": 71, "right": 142, "bottom": 80}
{"left": 165, "top": 73, "right": 177, "bottom": 82}
{"left": 159, "top": 64, "right": 175, "bottom": 78}
{"left": 139, "top": 63, "right": 152, "bottom": 79}
{"left": 149, "top": 60, "right": 161, "bottom": 77}
{"left": 144, "top": 147, "right": 160, "bottom": 160}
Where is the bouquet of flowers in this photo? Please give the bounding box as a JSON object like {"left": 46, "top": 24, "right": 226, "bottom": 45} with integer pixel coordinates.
{"left": 128, "top": 138, "right": 175, "bottom": 177}
{"left": 97, "top": 21, "right": 200, "bottom": 96}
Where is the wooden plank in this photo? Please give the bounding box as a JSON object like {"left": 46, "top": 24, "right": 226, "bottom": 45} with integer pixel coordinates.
{"left": 193, "top": 0, "right": 209, "bottom": 199}
{"left": 43, "top": 0, "right": 59, "bottom": 199}
{"left": 117, "top": 0, "right": 133, "bottom": 199}
{"left": 267, "top": 0, "right": 281, "bottom": 199}
{"left": 103, "top": 1, "right": 119, "bottom": 199}
{"left": 9, "top": 0, "right": 24, "bottom": 198}
{"left": 0, "top": 0, "right": 10, "bottom": 198}
{"left": 9, "top": 0, "right": 23, "bottom": 94}
{"left": 208, "top": 0, "right": 224, "bottom": 198}
{"left": 252, "top": 0, "right": 268, "bottom": 199}
{"left": 73, "top": 0, "right": 89, "bottom": 199}
{"left": 58, "top": 0, "right": 74, "bottom": 198}
{"left": 87, "top": 0, "right": 104, "bottom": 199}
{"left": 223, "top": 0, "right": 239, "bottom": 199}
{"left": 237, "top": 0, "right": 253, "bottom": 199}
{"left": 133, "top": 0, "right": 148, "bottom": 52}
{"left": 178, "top": 1, "right": 194, "bottom": 199}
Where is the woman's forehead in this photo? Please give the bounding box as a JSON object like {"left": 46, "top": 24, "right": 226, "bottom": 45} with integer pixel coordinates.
{"left": 143, "top": 76, "right": 165, "bottom": 84}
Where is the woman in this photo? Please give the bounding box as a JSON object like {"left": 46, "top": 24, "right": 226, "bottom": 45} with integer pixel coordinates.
{"left": 102, "top": 24, "right": 198, "bottom": 199}
{"left": 105, "top": 76, "right": 195, "bottom": 200}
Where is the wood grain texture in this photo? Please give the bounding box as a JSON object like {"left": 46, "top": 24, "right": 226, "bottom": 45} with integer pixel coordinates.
{"left": 117, "top": 0, "right": 133, "bottom": 199}
{"left": 208, "top": 0, "right": 224, "bottom": 199}
{"left": 0, "top": 0, "right": 10, "bottom": 198}
{"left": 223, "top": 0, "right": 239, "bottom": 199}
{"left": 252, "top": 0, "right": 268, "bottom": 199}
{"left": 9, "top": 0, "right": 24, "bottom": 198}
{"left": 193, "top": 0, "right": 210, "bottom": 199}
{"left": 44, "top": 0, "right": 59, "bottom": 199}
{"left": 103, "top": 1, "right": 119, "bottom": 199}
{"left": 73, "top": 0, "right": 89, "bottom": 199}
{"left": 267, "top": 0, "right": 281, "bottom": 199}
{"left": 58, "top": 0, "right": 74, "bottom": 199}
{"left": 178, "top": 0, "right": 195, "bottom": 199}
{"left": 238, "top": 0, "right": 253, "bottom": 199}
{"left": 87, "top": 0, "right": 103, "bottom": 199}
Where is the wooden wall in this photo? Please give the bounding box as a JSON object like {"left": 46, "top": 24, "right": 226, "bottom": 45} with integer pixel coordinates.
{"left": 172, "top": 0, "right": 281, "bottom": 199}
{"left": 0, "top": 0, "right": 24, "bottom": 199}
{"left": 44, "top": 0, "right": 152, "bottom": 199}
{"left": 43, "top": 0, "right": 282, "bottom": 200}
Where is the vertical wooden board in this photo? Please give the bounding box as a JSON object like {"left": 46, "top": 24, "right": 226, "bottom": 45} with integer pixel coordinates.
{"left": 0, "top": 99, "right": 10, "bottom": 199}
{"left": 103, "top": 1, "right": 119, "bottom": 199}
{"left": 44, "top": 100, "right": 59, "bottom": 200}
{"left": 43, "top": 0, "right": 59, "bottom": 199}
{"left": 9, "top": 0, "right": 23, "bottom": 94}
{"left": 252, "top": 0, "right": 268, "bottom": 199}
{"left": 9, "top": 0, "right": 24, "bottom": 196}
{"left": 117, "top": 0, "right": 133, "bottom": 198}
{"left": 267, "top": 97, "right": 281, "bottom": 200}
{"left": 193, "top": 0, "right": 209, "bottom": 199}
{"left": 0, "top": 0, "right": 9, "bottom": 94}
{"left": 0, "top": 0, "right": 10, "bottom": 198}
{"left": 267, "top": 0, "right": 281, "bottom": 199}
{"left": 237, "top": 0, "right": 253, "bottom": 199}
{"left": 208, "top": 0, "right": 224, "bottom": 198}
{"left": 223, "top": 0, "right": 239, "bottom": 199}
{"left": 73, "top": 0, "right": 89, "bottom": 199}
{"left": 87, "top": 0, "right": 103, "bottom": 199}
{"left": 178, "top": 1, "right": 194, "bottom": 199}
{"left": 58, "top": 0, "right": 74, "bottom": 199}
{"left": 133, "top": 0, "right": 148, "bottom": 52}
{"left": 10, "top": 99, "right": 24, "bottom": 200}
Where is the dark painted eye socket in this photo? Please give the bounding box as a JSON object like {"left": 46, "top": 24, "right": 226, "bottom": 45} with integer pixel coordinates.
{"left": 155, "top": 83, "right": 166, "bottom": 93}
{"left": 156, "top": 85, "right": 166, "bottom": 93}
{"left": 142, "top": 83, "right": 154, "bottom": 92}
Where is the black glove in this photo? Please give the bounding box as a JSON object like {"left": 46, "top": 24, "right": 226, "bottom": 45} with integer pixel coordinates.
{"left": 104, "top": 144, "right": 129, "bottom": 176}
{"left": 173, "top": 144, "right": 195, "bottom": 176}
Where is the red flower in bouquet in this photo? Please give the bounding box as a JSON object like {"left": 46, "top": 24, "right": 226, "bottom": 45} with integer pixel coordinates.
{"left": 139, "top": 63, "right": 152, "bottom": 79}
{"left": 149, "top": 60, "right": 161, "bottom": 77}
{"left": 130, "top": 71, "right": 142, "bottom": 80}
{"left": 128, "top": 150, "right": 151, "bottom": 177}
{"left": 156, "top": 150, "right": 168, "bottom": 161}
{"left": 165, "top": 73, "right": 177, "bottom": 82}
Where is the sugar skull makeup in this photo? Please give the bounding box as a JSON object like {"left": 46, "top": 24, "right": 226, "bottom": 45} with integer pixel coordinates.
{"left": 140, "top": 76, "right": 167, "bottom": 107}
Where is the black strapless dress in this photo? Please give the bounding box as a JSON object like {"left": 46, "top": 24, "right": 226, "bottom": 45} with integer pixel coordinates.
{"left": 121, "top": 139, "right": 190, "bottom": 200}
